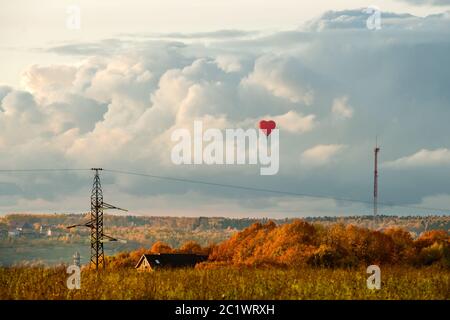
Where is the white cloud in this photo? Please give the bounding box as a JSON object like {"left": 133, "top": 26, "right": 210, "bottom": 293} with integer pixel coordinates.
{"left": 215, "top": 55, "right": 242, "bottom": 73}
{"left": 272, "top": 111, "right": 316, "bottom": 133}
{"left": 332, "top": 96, "right": 353, "bottom": 119}
{"left": 241, "top": 55, "right": 314, "bottom": 105}
{"left": 301, "top": 144, "right": 346, "bottom": 166}
{"left": 21, "top": 64, "right": 77, "bottom": 104}
{"left": 383, "top": 148, "right": 450, "bottom": 168}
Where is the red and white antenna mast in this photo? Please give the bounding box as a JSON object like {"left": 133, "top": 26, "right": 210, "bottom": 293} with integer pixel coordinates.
{"left": 373, "top": 137, "right": 380, "bottom": 228}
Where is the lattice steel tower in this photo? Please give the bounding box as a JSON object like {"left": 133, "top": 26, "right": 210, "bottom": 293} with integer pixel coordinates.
{"left": 67, "top": 168, "right": 127, "bottom": 270}
{"left": 91, "top": 168, "right": 105, "bottom": 269}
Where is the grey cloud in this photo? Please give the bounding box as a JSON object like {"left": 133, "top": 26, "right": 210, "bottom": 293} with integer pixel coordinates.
{"left": 45, "top": 39, "right": 128, "bottom": 56}
{"left": 46, "top": 39, "right": 187, "bottom": 57}
{"left": 302, "top": 9, "right": 450, "bottom": 31}
{"left": 136, "top": 30, "right": 260, "bottom": 40}
{"left": 46, "top": 96, "right": 108, "bottom": 134}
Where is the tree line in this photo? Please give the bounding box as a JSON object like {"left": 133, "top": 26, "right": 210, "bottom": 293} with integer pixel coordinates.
{"left": 108, "top": 220, "right": 450, "bottom": 269}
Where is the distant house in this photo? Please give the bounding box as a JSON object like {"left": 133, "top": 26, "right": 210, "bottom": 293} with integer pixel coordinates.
{"left": 8, "top": 230, "right": 20, "bottom": 237}
{"left": 135, "top": 253, "right": 208, "bottom": 271}
{"left": 21, "top": 222, "right": 33, "bottom": 230}
{"left": 39, "top": 225, "right": 54, "bottom": 237}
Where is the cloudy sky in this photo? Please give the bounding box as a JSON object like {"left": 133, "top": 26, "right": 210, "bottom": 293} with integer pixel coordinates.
{"left": 1, "top": 0, "right": 450, "bottom": 217}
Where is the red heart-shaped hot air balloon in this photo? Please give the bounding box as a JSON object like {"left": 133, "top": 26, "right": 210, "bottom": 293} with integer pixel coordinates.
{"left": 259, "top": 120, "right": 276, "bottom": 136}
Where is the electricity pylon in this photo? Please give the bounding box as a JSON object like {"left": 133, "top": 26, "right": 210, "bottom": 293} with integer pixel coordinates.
{"left": 67, "top": 168, "right": 127, "bottom": 270}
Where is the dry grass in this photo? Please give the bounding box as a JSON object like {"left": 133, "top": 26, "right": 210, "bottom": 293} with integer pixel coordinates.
{"left": 0, "top": 266, "right": 449, "bottom": 300}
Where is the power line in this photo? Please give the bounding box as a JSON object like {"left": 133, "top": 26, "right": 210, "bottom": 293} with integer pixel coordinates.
{"left": 0, "top": 167, "right": 448, "bottom": 213}
{"left": 102, "top": 168, "right": 450, "bottom": 213}
{"left": 0, "top": 168, "right": 90, "bottom": 173}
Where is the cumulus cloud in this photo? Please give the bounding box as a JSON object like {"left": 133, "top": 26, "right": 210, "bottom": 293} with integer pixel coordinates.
{"left": 22, "top": 65, "right": 77, "bottom": 103}
{"left": 215, "top": 55, "right": 242, "bottom": 73}
{"left": 271, "top": 111, "right": 316, "bottom": 133}
{"left": 241, "top": 55, "right": 314, "bottom": 105}
{"left": 300, "top": 144, "right": 346, "bottom": 167}
{"left": 1, "top": 8, "right": 450, "bottom": 215}
{"left": 0, "top": 90, "right": 44, "bottom": 147}
{"left": 383, "top": 148, "right": 450, "bottom": 168}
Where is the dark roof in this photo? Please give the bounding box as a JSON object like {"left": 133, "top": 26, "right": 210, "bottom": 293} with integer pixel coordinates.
{"left": 135, "top": 253, "right": 208, "bottom": 269}
{"left": 21, "top": 222, "right": 33, "bottom": 229}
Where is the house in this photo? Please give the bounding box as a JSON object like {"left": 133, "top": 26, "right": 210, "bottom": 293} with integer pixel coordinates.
{"left": 21, "top": 222, "right": 33, "bottom": 231}
{"left": 135, "top": 253, "right": 208, "bottom": 271}
{"left": 73, "top": 251, "right": 81, "bottom": 267}
{"left": 8, "top": 230, "right": 20, "bottom": 237}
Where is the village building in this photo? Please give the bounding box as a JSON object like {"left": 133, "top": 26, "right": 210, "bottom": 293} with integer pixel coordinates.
{"left": 8, "top": 230, "right": 20, "bottom": 237}
{"left": 73, "top": 251, "right": 81, "bottom": 267}
{"left": 135, "top": 253, "right": 208, "bottom": 271}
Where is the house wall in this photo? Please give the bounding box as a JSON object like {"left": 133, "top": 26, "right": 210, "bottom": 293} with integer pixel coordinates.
{"left": 138, "top": 259, "right": 153, "bottom": 272}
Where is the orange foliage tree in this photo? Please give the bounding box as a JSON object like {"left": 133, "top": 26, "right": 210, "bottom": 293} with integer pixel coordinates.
{"left": 209, "top": 220, "right": 449, "bottom": 269}
{"left": 150, "top": 241, "right": 174, "bottom": 253}
{"left": 108, "top": 219, "right": 450, "bottom": 270}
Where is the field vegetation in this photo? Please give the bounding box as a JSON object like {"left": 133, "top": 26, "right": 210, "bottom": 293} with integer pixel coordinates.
{"left": 1, "top": 218, "right": 449, "bottom": 300}
{"left": 1, "top": 266, "right": 448, "bottom": 300}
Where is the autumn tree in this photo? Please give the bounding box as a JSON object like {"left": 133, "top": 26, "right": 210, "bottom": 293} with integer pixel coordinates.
{"left": 178, "top": 241, "right": 209, "bottom": 255}
{"left": 151, "top": 241, "right": 174, "bottom": 253}
{"left": 415, "top": 230, "right": 449, "bottom": 249}
{"left": 109, "top": 219, "right": 449, "bottom": 270}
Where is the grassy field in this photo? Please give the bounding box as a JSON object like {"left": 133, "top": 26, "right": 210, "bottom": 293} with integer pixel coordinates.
{"left": 1, "top": 266, "right": 448, "bottom": 300}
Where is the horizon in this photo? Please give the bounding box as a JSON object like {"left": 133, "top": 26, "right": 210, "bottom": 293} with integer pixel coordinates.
{"left": 1, "top": 1, "right": 450, "bottom": 217}
{"left": 2, "top": 211, "right": 449, "bottom": 219}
